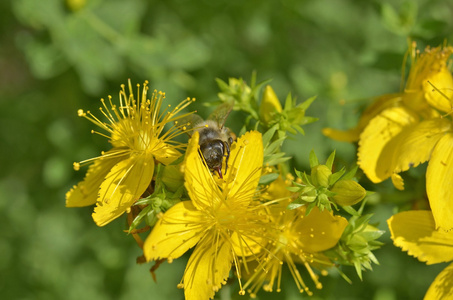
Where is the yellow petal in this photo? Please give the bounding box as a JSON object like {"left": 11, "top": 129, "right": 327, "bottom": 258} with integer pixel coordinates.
{"left": 424, "top": 262, "right": 453, "bottom": 300}
{"left": 153, "top": 143, "right": 182, "bottom": 165}
{"left": 184, "top": 131, "right": 222, "bottom": 210}
{"left": 92, "top": 153, "right": 154, "bottom": 226}
{"left": 404, "top": 45, "right": 453, "bottom": 114}
{"left": 230, "top": 230, "right": 263, "bottom": 258}
{"left": 143, "top": 201, "right": 204, "bottom": 261}
{"left": 264, "top": 175, "right": 291, "bottom": 200}
{"left": 401, "top": 91, "right": 432, "bottom": 113}
{"left": 427, "top": 133, "right": 453, "bottom": 231}
{"left": 391, "top": 173, "right": 404, "bottom": 191}
{"left": 423, "top": 58, "right": 453, "bottom": 113}
{"left": 377, "top": 117, "right": 450, "bottom": 188}
{"left": 184, "top": 131, "right": 263, "bottom": 210}
{"left": 391, "top": 118, "right": 451, "bottom": 174}
{"left": 296, "top": 206, "right": 348, "bottom": 253}
{"left": 387, "top": 210, "right": 453, "bottom": 264}
{"left": 358, "top": 93, "right": 403, "bottom": 128}
{"left": 322, "top": 127, "right": 362, "bottom": 143}
{"left": 358, "top": 106, "right": 418, "bottom": 183}
{"left": 66, "top": 150, "right": 123, "bottom": 207}
{"left": 224, "top": 131, "right": 263, "bottom": 205}
{"left": 324, "top": 94, "right": 402, "bottom": 143}
{"left": 183, "top": 238, "right": 233, "bottom": 300}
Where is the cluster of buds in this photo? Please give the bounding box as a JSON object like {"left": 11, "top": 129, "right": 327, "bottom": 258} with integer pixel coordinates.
{"left": 288, "top": 151, "right": 367, "bottom": 212}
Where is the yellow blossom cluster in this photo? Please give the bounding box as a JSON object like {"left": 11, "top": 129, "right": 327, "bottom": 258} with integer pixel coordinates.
{"left": 67, "top": 78, "right": 381, "bottom": 299}
{"left": 324, "top": 43, "right": 453, "bottom": 298}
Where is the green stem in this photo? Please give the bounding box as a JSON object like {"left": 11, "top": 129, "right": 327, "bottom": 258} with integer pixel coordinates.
{"left": 82, "top": 10, "right": 122, "bottom": 44}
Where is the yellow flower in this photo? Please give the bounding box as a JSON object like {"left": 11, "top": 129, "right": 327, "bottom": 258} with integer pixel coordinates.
{"left": 143, "top": 130, "right": 266, "bottom": 300}
{"left": 357, "top": 48, "right": 453, "bottom": 231}
{"left": 404, "top": 45, "right": 453, "bottom": 113}
{"left": 388, "top": 210, "right": 453, "bottom": 299}
{"left": 323, "top": 45, "right": 453, "bottom": 142}
{"left": 325, "top": 45, "right": 453, "bottom": 231}
{"left": 322, "top": 93, "right": 403, "bottom": 142}
{"left": 243, "top": 203, "right": 348, "bottom": 297}
{"left": 66, "top": 80, "right": 193, "bottom": 226}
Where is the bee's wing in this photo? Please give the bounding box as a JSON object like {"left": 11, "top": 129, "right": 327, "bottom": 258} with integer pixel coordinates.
{"left": 207, "top": 101, "right": 234, "bottom": 128}
{"left": 175, "top": 114, "right": 204, "bottom": 136}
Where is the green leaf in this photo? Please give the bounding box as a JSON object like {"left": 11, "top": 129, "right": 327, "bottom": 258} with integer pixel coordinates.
{"left": 342, "top": 205, "right": 360, "bottom": 216}
{"left": 264, "top": 151, "right": 290, "bottom": 165}
{"left": 169, "top": 154, "right": 185, "bottom": 166}
{"left": 215, "top": 78, "right": 230, "bottom": 92}
{"left": 336, "top": 269, "right": 353, "bottom": 285}
{"left": 354, "top": 261, "right": 363, "bottom": 280}
{"left": 357, "top": 197, "right": 368, "bottom": 215}
{"left": 253, "top": 78, "right": 273, "bottom": 100}
{"left": 326, "top": 150, "right": 336, "bottom": 170}
{"left": 361, "top": 230, "right": 385, "bottom": 241}
{"left": 329, "top": 167, "right": 346, "bottom": 186}
{"left": 301, "top": 116, "right": 319, "bottom": 125}
{"left": 301, "top": 172, "right": 312, "bottom": 185}
{"left": 292, "top": 124, "right": 305, "bottom": 135}
{"left": 299, "top": 95, "right": 317, "bottom": 110}
{"left": 342, "top": 165, "right": 359, "bottom": 180}
{"left": 305, "top": 202, "right": 316, "bottom": 215}
{"left": 262, "top": 124, "right": 278, "bottom": 147}
{"left": 284, "top": 93, "right": 293, "bottom": 110}
{"left": 250, "top": 70, "right": 257, "bottom": 88}
{"left": 294, "top": 168, "right": 304, "bottom": 179}
{"left": 309, "top": 150, "right": 319, "bottom": 168}
{"left": 264, "top": 156, "right": 291, "bottom": 166}
{"left": 263, "top": 136, "right": 286, "bottom": 156}
{"left": 259, "top": 173, "right": 279, "bottom": 185}
{"left": 368, "top": 252, "right": 380, "bottom": 265}
{"left": 128, "top": 205, "right": 154, "bottom": 232}
{"left": 287, "top": 202, "right": 304, "bottom": 210}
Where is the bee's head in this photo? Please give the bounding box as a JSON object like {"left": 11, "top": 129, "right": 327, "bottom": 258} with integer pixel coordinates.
{"left": 200, "top": 140, "right": 226, "bottom": 178}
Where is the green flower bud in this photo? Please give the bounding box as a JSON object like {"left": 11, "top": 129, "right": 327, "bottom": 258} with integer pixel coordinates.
{"left": 300, "top": 186, "right": 317, "bottom": 202}
{"left": 331, "top": 179, "right": 366, "bottom": 206}
{"left": 152, "top": 197, "right": 163, "bottom": 209}
{"left": 311, "top": 165, "right": 332, "bottom": 187}
{"left": 259, "top": 85, "right": 282, "bottom": 124}
{"left": 66, "top": 0, "right": 86, "bottom": 11}
{"left": 161, "top": 164, "right": 184, "bottom": 192}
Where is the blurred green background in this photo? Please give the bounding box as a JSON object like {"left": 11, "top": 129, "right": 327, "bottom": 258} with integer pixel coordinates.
{"left": 2, "top": 0, "right": 452, "bottom": 299}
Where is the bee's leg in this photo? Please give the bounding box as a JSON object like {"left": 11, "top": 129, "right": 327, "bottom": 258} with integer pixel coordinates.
{"left": 223, "top": 141, "right": 230, "bottom": 176}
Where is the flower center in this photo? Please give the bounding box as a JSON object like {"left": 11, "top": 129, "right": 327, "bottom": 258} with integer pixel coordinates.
{"left": 216, "top": 207, "right": 236, "bottom": 226}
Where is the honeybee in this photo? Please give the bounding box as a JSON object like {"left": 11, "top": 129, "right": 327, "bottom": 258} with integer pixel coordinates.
{"left": 182, "top": 102, "right": 236, "bottom": 178}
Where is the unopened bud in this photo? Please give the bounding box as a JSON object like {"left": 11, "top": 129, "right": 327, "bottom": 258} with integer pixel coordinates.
{"left": 66, "top": 0, "right": 86, "bottom": 11}
{"left": 311, "top": 165, "right": 332, "bottom": 187}
{"left": 331, "top": 179, "right": 366, "bottom": 206}
{"left": 161, "top": 164, "right": 184, "bottom": 192}
{"left": 259, "top": 85, "right": 282, "bottom": 124}
{"left": 300, "top": 186, "right": 317, "bottom": 202}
